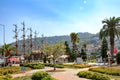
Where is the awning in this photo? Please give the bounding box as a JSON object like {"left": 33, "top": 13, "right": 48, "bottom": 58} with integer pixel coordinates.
{"left": 9, "top": 57, "right": 20, "bottom": 62}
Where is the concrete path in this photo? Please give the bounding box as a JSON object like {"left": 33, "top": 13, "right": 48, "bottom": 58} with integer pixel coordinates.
{"left": 12, "top": 67, "right": 90, "bottom": 80}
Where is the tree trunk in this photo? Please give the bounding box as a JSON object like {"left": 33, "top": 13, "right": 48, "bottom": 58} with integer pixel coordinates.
{"left": 53, "top": 57, "right": 56, "bottom": 71}
{"left": 110, "top": 37, "right": 114, "bottom": 64}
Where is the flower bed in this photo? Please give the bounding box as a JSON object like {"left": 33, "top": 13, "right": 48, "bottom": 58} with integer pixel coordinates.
{"left": 63, "top": 63, "right": 91, "bottom": 68}
{"left": 0, "top": 74, "right": 12, "bottom": 80}
{"left": 89, "top": 67, "right": 120, "bottom": 76}
{"left": 0, "top": 66, "right": 21, "bottom": 75}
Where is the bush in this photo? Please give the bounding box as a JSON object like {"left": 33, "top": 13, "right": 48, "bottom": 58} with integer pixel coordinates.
{"left": 116, "top": 52, "right": 120, "bottom": 64}
{"left": 77, "top": 71, "right": 111, "bottom": 80}
{"left": 31, "top": 71, "right": 55, "bottom": 80}
{"left": 44, "top": 63, "right": 53, "bottom": 67}
{"left": 21, "top": 62, "right": 45, "bottom": 69}
{"left": 32, "top": 71, "right": 49, "bottom": 80}
{"left": 89, "top": 67, "right": 120, "bottom": 76}
{"left": 42, "top": 75, "right": 56, "bottom": 80}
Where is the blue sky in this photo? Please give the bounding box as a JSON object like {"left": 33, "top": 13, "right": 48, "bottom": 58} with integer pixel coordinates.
{"left": 0, "top": 0, "right": 120, "bottom": 45}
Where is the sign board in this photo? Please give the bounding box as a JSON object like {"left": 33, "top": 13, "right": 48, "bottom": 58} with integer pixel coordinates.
{"left": 76, "top": 57, "right": 83, "bottom": 64}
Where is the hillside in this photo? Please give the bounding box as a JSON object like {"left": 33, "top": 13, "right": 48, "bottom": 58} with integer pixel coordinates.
{"left": 27, "top": 32, "right": 99, "bottom": 48}
{"left": 11, "top": 32, "right": 101, "bottom": 52}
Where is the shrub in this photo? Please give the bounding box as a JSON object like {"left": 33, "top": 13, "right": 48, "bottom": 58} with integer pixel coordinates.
{"left": 42, "top": 75, "right": 56, "bottom": 80}
{"left": 116, "top": 52, "right": 120, "bottom": 64}
{"left": 44, "top": 63, "right": 53, "bottom": 67}
{"left": 44, "top": 63, "right": 64, "bottom": 68}
{"left": 32, "top": 71, "right": 48, "bottom": 80}
{"left": 77, "top": 71, "right": 111, "bottom": 80}
{"left": 31, "top": 71, "right": 55, "bottom": 80}
{"left": 21, "top": 62, "right": 45, "bottom": 69}
{"left": 89, "top": 67, "right": 120, "bottom": 76}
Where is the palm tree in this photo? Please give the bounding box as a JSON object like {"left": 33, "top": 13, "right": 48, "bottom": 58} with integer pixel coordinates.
{"left": 70, "top": 32, "right": 80, "bottom": 62}
{"left": 0, "top": 44, "right": 15, "bottom": 57}
{"left": 99, "top": 16, "right": 120, "bottom": 61}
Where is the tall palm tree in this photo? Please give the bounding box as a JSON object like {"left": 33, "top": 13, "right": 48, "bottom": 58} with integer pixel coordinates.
{"left": 70, "top": 32, "right": 80, "bottom": 62}
{"left": 99, "top": 16, "right": 120, "bottom": 60}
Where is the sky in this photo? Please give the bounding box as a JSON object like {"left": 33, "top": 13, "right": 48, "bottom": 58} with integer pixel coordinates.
{"left": 0, "top": 0, "right": 120, "bottom": 45}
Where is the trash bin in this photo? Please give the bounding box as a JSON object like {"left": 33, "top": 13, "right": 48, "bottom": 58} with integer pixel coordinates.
{"left": 21, "top": 66, "right": 26, "bottom": 72}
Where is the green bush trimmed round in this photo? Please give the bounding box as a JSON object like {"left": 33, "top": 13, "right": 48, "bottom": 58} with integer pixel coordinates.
{"left": 42, "top": 75, "right": 56, "bottom": 80}
{"left": 31, "top": 71, "right": 55, "bottom": 80}
{"left": 32, "top": 71, "right": 48, "bottom": 80}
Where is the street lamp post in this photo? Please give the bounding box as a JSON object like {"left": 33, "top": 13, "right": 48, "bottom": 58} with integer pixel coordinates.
{"left": 0, "top": 24, "right": 5, "bottom": 66}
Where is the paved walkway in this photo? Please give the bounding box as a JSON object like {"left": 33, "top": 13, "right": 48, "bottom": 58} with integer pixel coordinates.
{"left": 12, "top": 67, "right": 90, "bottom": 80}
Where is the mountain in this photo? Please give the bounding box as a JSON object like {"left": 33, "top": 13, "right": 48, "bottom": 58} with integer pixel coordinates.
{"left": 11, "top": 32, "right": 100, "bottom": 52}
{"left": 32, "top": 32, "right": 100, "bottom": 48}
{"left": 10, "top": 32, "right": 120, "bottom": 53}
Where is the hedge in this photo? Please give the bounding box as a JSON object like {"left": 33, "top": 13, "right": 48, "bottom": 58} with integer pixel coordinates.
{"left": 21, "top": 62, "right": 45, "bottom": 69}
{"left": 44, "top": 63, "right": 64, "bottom": 68}
{"left": 77, "top": 71, "right": 111, "bottom": 80}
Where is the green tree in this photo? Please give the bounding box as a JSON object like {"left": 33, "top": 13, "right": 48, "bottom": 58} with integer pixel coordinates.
{"left": 81, "top": 48, "right": 87, "bottom": 62}
{"left": 0, "top": 44, "right": 15, "bottom": 57}
{"left": 70, "top": 32, "right": 80, "bottom": 62}
{"left": 82, "top": 42, "right": 87, "bottom": 54}
{"left": 101, "top": 38, "right": 108, "bottom": 62}
{"left": 116, "top": 52, "right": 120, "bottom": 64}
{"left": 41, "top": 42, "right": 65, "bottom": 71}
{"left": 99, "top": 16, "right": 120, "bottom": 60}
{"left": 41, "top": 44, "right": 52, "bottom": 63}
{"left": 64, "top": 41, "right": 75, "bottom": 62}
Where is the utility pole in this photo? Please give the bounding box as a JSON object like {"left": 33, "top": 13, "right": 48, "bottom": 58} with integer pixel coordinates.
{"left": 27, "top": 28, "right": 33, "bottom": 54}
{"left": 13, "top": 24, "right": 19, "bottom": 56}
{"left": 30, "top": 28, "right": 33, "bottom": 54}
{"left": 34, "top": 30, "right": 38, "bottom": 50}
{"left": 21, "top": 22, "right": 26, "bottom": 56}
{"left": 0, "top": 24, "right": 5, "bottom": 66}
{"left": 27, "top": 35, "right": 30, "bottom": 54}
